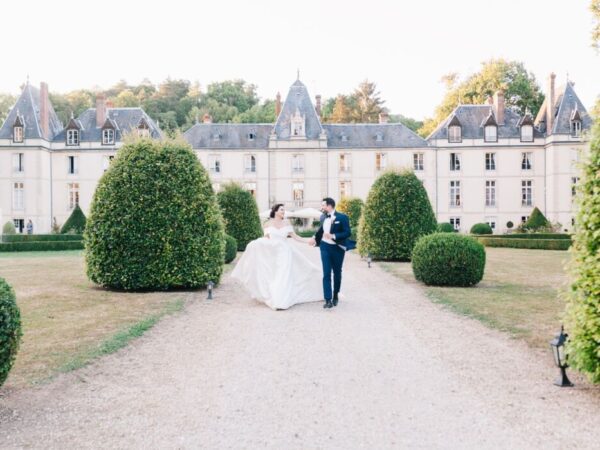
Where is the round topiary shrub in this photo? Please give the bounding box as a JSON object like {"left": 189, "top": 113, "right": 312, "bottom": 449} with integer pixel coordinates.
{"left": 2, "top": 221, "right": 16, "bottom": 235}
{"left": 0, "top": 277, "right": 22, "bottom": 386}
{"left": 337, "top": 197, "right": 364, "bottom": 240}
{"left": 437, "top": 222, "right": 454, "bottom": 233}
{"left": 85, "top": 138, "right": 225, "bottom": 290}
{"left": 61, "top": 204, "right": 87, "bottom": 234}
{"left": 470, "top": 222, "right": 493, "bottom": 235}
{"left": 217, "top": 183, "right": 262, "bottom": 251}
{"left": 358, "top": 169, "right": 437, "bottom": 260}
{"left": 224, "top": 234, "right": 237, "bottom": 264}
{"left": 412, "top": 233, "right": 486, "bottom": 287}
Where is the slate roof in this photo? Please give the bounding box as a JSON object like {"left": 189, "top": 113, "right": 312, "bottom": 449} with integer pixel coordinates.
{"left": 323, "top": 124, "right": 428, "bottom": 148}
{"left": 273, "top": 80, "right": 323, "bottom": 139}
{"left": 534, "top": 82, "right": 593, "bottom": 134}
{"left": 184, "top": 123, "right": 273, "bottom": 149}
{"left": 0, "top": 84, "right": 62, "bottom": 140}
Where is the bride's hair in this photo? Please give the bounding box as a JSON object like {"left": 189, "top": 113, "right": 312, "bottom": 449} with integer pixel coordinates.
{"left": 269, "top": 203, "right": 284, "bottom": 219}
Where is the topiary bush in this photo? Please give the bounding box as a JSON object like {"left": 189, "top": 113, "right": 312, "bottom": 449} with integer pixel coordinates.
{"left": 521, "top": 207, "right": 550, "bottom": 231}
{"left": 217, "top": 183, "right": 262, "bottom": 251}
{"left": 0, "top": 277, "right": 22, "bottom": 386}
{"left": 564, "top": 118, "right": 600, "bottom": 383}
{"left": 412, "top": 233, "right": 486, "bottom": 287}
{"left": 2, "top": 222, "right": 15, "bottom": 235}
{"left": 437, "top": 222, "right": 454, "bottom": 233}
{"left": 85, "top": 137, "right": 225, "bottom": 290}
{"left": 61, "top": 204, "right": 87, "bottom": 234}
{"left": 358, "top": 169, "right": 437, "bottom": 261}
{"left": 506, "top": 221, "right": 514, "bottom": 230}
{"left": 337, "top": 197, "right": 364, "bottom": 240}
{"left": 224, "top": 234, "right": 237, "bottom": 264}
{"left": 470, "top": 223, "right": 493, "bottom": 235}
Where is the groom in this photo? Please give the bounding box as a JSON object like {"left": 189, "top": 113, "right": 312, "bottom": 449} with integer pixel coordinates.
{"left": 309, "top": 198, "right": 355, "bottom": 309}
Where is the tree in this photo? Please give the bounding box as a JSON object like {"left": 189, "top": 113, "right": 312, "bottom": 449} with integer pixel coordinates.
{"left": 389, "top": 114, "right": 423, "bottom": 132}
{"left": 114, "top": 90, "right": 139, "bottom": 107}
{"left": 564, "top": 117, "right": 600, "bottom": 383}
{"left": 217, "top": 183, "right": 263, "bottom": 251}
{"left": 352, "top": 80, "right": 386, "bottom": 123}
{"left": 0, "top": 277, "right": 22, "bottom": 387}
{"left": 592, "top": 0, "right": 600, "bottom": 50}
{"left": 233, "top": 100, "right": 276, "bottom": 123}
{"left": 0, "top": 93, "right": 16, "bottom": 124}
{"left": 85, "top": 137, "right": 225, "bottom": 290}
{"left": 418, "top": 59, "right": 544, "bottom": 138}
{"left": 329, "top": 95, "right": 353, "bottom": 123}
{"left": 61, "top": 204, "right": 87, "bottom": 234}
{"left": 337, "top": 197, "right": 364, "bottom": 240}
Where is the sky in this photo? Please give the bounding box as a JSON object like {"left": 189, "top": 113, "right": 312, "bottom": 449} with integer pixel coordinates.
{"left": 2, "top": 0, "right": 599, "bottom": 119}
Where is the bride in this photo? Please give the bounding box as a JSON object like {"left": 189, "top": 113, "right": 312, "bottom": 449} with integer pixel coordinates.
{"left": 230, "top": 203, "right": 323, "bottom": 310}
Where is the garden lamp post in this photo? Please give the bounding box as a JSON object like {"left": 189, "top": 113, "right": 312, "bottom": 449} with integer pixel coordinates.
{"left": 207, "top": 281, "right": 214, "bottom": 300}
{"left": 550, "top": 325, "right": 573, "bottom": 387}
{"left": 367, "top": 254, "right": 372, "bottom": 269}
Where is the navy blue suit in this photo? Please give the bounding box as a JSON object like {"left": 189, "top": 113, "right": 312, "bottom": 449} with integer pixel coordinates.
{"left": 314, "top": 212, "right": 354, "bottom": 301}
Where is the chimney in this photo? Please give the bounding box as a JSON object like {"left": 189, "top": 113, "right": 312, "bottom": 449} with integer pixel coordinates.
{"left": 378, "top": 112, "right": 389, "bottom": 124}
{"left": 275, "top": 92, "right": 282, "bottom": 118}
{"left": 486, "top": 95, "right": 493, "bottom": 105}
{"left": 106, "top": 99, "right": 114, "bottom": 109}
{"left": 546, "top": 72, "right": 556, "bottom": 134}
{"left": 96, "top": 93, "right": 106, "bottom": 127}
{"left": 493, "top": 90, "right": 505, "bottom": 125}
{"left": 40, "top": 82, "right": 49, "bottom": 139}
{"left": 202, "top": 113, "right": 212, "bottom": 124}
{"left": 315, "top": 95, "right": 322, "bottom": 117}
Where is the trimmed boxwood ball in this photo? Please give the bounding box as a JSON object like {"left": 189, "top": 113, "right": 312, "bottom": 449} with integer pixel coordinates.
{"left": 358, "top": 169, "right": 437, "bottom": 261}
{"left": 470, "top": 222, "right": 493, "bottom": 235}
{"left": 61, "top": 204, "right": 87, "bottom": 234}
{"left": 412, "top": 233, "right": 486, "bottom": 287}
{"left": 0, "top": 277, "right": 22, "bottom": 386}
{"left": 224, "top": 234, "right": 237, "bottom": 264}
{"left": 2, "top": 221, "right": 16, "bottom": 235}
{"left": 217, "top": 183, "right": 262, "bottom": 251}
{"left": 85, "top": 138, "right": 225, "bottom": 290}
{"left": 506, "top": 221, "right": 514, "bottom": 229}
{"left": 437, "top": 222, "right": 454, "bottom": 233}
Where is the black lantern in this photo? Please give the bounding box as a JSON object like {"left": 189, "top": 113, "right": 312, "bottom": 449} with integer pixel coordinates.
{"left": 367, "top": 253, "right": 372, "bottom": 268}
{"left": 207, "top": 281, "right": 214, "bottom": 300}
{"left": 549, "top": 325, "right": 574, "bottom": 387}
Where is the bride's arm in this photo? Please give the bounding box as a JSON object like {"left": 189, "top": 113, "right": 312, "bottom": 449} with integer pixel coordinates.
{"left": 263, "top": 220, "right": 272, "bottom": 238}
{"left": 285, "top": 221, "right": 310, "bottom": 244}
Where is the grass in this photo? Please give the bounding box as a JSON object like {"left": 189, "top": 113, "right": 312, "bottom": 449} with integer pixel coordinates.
{"left": 0, "top": 251, "right": 200, "bottom": 388}
{"left": 381, "top": 248, "right": 570, "bottom": 350}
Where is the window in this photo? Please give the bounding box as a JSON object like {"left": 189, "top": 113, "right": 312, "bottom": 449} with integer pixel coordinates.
{"left": 339, "top": 153, "right": 351, "bottom": 173}
{"left": 521, "top": 216, "right": 529, "bottom": 224}
{"left": 449, "top": 180, "right": 461, "bottom": 207}
{"left": 339, "top": 181, "right": 351, "bottom": 199}
{"left": 212, "top": 133, "right": 220, "bottom": 142}
{"left": 485, "top": 180, "right": 496, "bottom": 207}
{"left": 450, "top": 153, "right": 461, "bottom": 171}
{"left": 485, "top": 217, "right": 497, "bottom": 231}
{"left": 571, "top": 177, "right": 580, "bottom": 198}
{"left": 12, "top": 182, "right": 24, "bottom": 210}
{"left": 103, "top": 155, "right": 114, "bottom": 172}
{"left": 484, "top": 125, "right": 497, "bottom": 142}
{"left": 248, "top": 132, "right": 256, "bottom": 141}
{"left": 67, "top": 156, "right": 79, "bottom": 175}
{"left": 68, "top": 183, "right": 80, "bottom": 209}
{"left": 292, "top": 154, "right": 304, "bottom": 174}
{"left": 571, "top": 120, "right": 582, "bottom": 137}
{"left": 244, "top": 154, "right": 256, "bottom": 173}
{"left": 13, "top": 219, "right": 24, "bottom": 234}
{"left": 244, "top": 182, "right": 257, "bottom": 198}
{"left": 102, "top": 128, "right": 115, "bottom": 145}
{"left": 448, "top": 125, "right": 461, "bottom": 143}
{"left": 521, "top": 152, "right": 532, "bottom": 170}
{"left": 450, "top": 217, "right": 461, "bottom": 231}
{"left": 413, "top": 153, "right": 424, "bottom": 171}
{"left": 293, "top": 182, "right": 304, "bottom": 207}
{"left": 375, "top": 133, "right": 384, "bottom": 142}
{"left": 521, "top": 180, "right": 533, "bottom": 206}
{"left": 13, "top": 126, "right": 23, "bottom": 143}
{"left": 208, "top": 155, "right": 221, "bottom": 174}
{"left": 375, "top": 153, "right": 387, "bottom": 171}
{"left": 66, "top": 129, "right": 79, "bottom": 145}
{"left": 520, "top": 124, "right": 533, "bottom": 142}
{"left": 13, "top": 153, "right": 24, "bottom": 173}
{"left": 291, "top": 111, "right": 305, "bottom": 137}
{"left": 485, "top": 153, "right": 496, "bottom": 171}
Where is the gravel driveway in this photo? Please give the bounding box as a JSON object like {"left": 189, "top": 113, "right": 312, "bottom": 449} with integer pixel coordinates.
{"left": 1, "top": 243, "right": 599, "bottom": 449}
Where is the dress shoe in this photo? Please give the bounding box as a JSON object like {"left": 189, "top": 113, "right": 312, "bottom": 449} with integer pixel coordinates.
{"left": 332, "top": 295, "right": 339, "bottom": 307}
{"left": 323, "top": 301, "right": 332, "bottom": 309}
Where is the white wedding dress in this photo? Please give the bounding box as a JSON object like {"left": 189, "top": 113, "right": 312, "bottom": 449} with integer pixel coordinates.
{"left": 230, "top": 225, "right": 323, "bottom": 310}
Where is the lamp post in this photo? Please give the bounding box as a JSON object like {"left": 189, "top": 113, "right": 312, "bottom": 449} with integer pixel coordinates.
{"left": 550, "top": 325, "right": 574, "bottom": 387}
{"left": 207, "top": 281, "right": 214, "bottom": 300}
{"left": 367, "top": 253, "right": 372, "bottom": 269}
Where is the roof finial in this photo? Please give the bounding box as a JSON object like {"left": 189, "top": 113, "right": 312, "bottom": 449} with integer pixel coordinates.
{"left": 70, "top": 111, "right": 74, "bottom": 119}
{"left": 26, "top": 74, "right": 30, "bottom": 85}
{"left": 566, "top": 71, "right": 569, "bottom": 82}
{"left": 297, "top": 68, "right": 300, "bottom": 81}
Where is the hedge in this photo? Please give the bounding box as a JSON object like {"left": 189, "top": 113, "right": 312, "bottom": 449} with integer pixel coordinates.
{"left": 217, "top": 183, "right": 262, "bottom": 251}
{"left": 437, "top": 222, "right": 454, "bottom": 233}
{"left": 475, "top": 237, "right": 571, "bottom": 250}
{"left": 224, "top": 234, "right": 237, "bottom": 264}
{"left": 337, "top": 197, "right": 364, "bottom": 241}
{"left": 0, "top": 277, "right": 22, "bottom": 386}
{"left": 470, "top": 223, "right": 493, "bottom": 235}
{"left": 481, "top": 233, "right": 571, "bottom": 240}
{"left": 0, "top": 241, "right": 84, "bottom": 252}
{"left": 2, "top": 234, "right": 83, "bottom": 243}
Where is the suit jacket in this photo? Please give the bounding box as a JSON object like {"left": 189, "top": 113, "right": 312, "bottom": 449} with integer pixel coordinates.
{"left": 314, "top": 211, "right": 356, "bottom": 251}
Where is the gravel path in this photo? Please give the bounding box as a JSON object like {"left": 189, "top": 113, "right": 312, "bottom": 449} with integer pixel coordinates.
{"left": 1, "top": 243, "right": 599, "bottom": 449}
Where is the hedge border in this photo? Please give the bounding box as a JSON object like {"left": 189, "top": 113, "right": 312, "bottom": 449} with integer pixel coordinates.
{"left": 473, "top": 233, "right": 571, "bottom": 240}
{"left": 2, "top": 234, "right": 83, "bottom": 243}
{"left": 475, "top": 237, "right": 571, "bottom": 250}
{"left": 0, "top": 241, "right": 84, "bottom": 252}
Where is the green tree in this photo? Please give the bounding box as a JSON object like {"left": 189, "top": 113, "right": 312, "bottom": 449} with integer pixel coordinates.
{"left": 389, "top": 114, "right": 423, "bottom": 132}
{"left": 418, "top": 59, "right": 544, "bottom": 138}
{"left": 0, "top": 277, "right": 22, "bottom": 387}
{"left": 114, "top": 90, "right": 140, "bottom": 107}
{"left": 329, "top": 95, "right": 353, "bottom": 123}
{"left": 234, "top": 100, "right": 276, "bottom": 123}
{"left": 337, "top": 197, "right": 364, "bottom": 240}
{"left": 196, "top": 80, "right": 260, "bottom": 123}
{"left": 352, "top": 80, "right": 386, "bottom": 123}
{"left": 592, "top": 0, "right": 600, "bottom": 50}
{"left": 0, "top": 93, "right": 16, "bottom": 124}
{"left": 217, "top": 183, "right": 263, "bottom": 251}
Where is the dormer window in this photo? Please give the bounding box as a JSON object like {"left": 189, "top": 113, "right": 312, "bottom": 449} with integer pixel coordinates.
{"left": 375, "top": 133, "right": 384, "bottom": 142}
{"left": 102, "top": 128, "right": 115, "bottom": 145}
{"left": 248, "top": 132, "right": 256, "bottom": 141}
{"left": 448, "top": 125, "right": 461, "bottom": 143}
{"left": 341, "top": 133, "right": 348, "bottom": 142}
{"left": 484, "top": 125, "right": 497, "bottom": 142}
{"left": 137, "top": 118, "right": 150, "bottom": 138}
{"left": 213, "top": 133, "right": 221, "bottom": 142}
{"left": 571, "top": 120, "right": 581, "bottom": 138}
{"left": 13, "top": 126, "right": 23, "bottom": 143}
{"left": 291, "top": 108, "right": 305, "bottom": 137}
{"left": 520, "top": 124, "right": 534, "bottom": 142}
{"left": 67, "top": 129, "right": 80, "bottom": 146}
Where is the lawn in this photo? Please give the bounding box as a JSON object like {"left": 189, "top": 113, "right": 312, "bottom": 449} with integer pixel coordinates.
{"left": 0, "top": 251, "right": 209, "bottom": 389}
{"left": 381, "top": 248, "right": 570, "bottom": 350}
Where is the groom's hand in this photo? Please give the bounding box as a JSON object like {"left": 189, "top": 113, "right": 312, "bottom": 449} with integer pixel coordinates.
{"left": 308, "top": 238, "right": 316, "bottom": 246}
{"left": 324, "top": 232, "right": 333, "bottom": 240}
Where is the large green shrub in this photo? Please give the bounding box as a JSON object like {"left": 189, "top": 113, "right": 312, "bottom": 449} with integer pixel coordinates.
{"left": 437, "top": 222, "right": 454, "bottom": 233}
{"left": 2, "top": 222, "right": 15, "bottom": 235}
{"left": 470, "top": 223, "right": 493, "bottom": 235}
{"left": 217, "top": 183, "right": 262, "bottom": 251}
{"left": 61, "top": 204, "right": 87, "bottom": 234}
{"left": 337, "top": 197, "right": 364, "bottom": 240}
{"left": 0, "top": 277, "right": 22, "bottom": 386}
{"left": 521, "top": 207, "right": 550, "bottom": 231}
{"left": 358, "top": 169, "right": 437, "bottom": 260}
{"left": 85, "top": 138, "right": 225, "bottom": 290}
{"left": 564, "top": 118, "right": 600, "bottom": 383}
{"left": 224, "top": 234, "right": 237, "bottom": 264}
{"left": 412, "top": 233, "right": 486, "bottom": 286}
